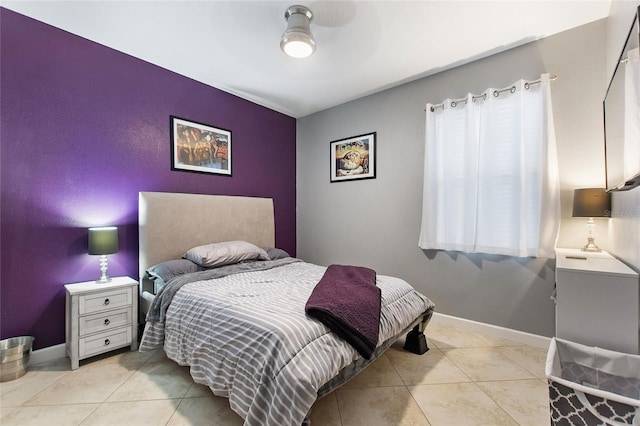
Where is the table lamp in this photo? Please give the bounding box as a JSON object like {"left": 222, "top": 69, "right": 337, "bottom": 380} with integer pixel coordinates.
{"left": 88, "top": 226, "right": 119, "bottom": 282}
{"left": 572, "top": 188, "right": 611, "bottom": 252}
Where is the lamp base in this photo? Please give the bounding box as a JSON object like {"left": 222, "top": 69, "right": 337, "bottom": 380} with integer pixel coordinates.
{"left": 581, "top": 237, "right": 602, "bottom": 252}
{"left": 96, "top": 255, "right": 112, "bottom": 283}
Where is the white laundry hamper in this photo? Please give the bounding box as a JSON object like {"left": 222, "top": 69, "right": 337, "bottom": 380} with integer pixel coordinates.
{"left": 546, "top": 337, "right": 640, "bottom": 425}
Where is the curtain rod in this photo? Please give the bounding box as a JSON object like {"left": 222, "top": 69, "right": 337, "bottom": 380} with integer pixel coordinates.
{"left": 426, "top": 74, "right": 558, "bottom": 112}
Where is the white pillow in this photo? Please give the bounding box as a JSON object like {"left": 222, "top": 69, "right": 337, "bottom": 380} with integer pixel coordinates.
{"left": 183, "top": 240, "right": 270, "bottom": 268}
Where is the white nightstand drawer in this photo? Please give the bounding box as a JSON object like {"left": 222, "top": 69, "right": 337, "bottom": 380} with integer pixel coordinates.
{"left": 79, "top": 288, "right": 132, "bottom": 314}
{"left": 79, "top": 307, "right": 132, "bottom": 337}
{"left": 79, "top": 327, "right": 132, "bottom": 358}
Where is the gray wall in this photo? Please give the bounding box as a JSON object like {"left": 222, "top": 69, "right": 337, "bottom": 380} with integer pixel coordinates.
{"left": 607, "top": 1, "right": 640, "bottom": 272}
{"left": 296, "top": 19, "right": 610, "bottom": 337}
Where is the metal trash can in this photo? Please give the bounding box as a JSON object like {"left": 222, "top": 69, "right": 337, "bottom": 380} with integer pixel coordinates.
{"left": 546, "top": 337, "right": 640, "bottom": 425}
{"left": 0, "top": 336, "right": 35, "bottom": 382}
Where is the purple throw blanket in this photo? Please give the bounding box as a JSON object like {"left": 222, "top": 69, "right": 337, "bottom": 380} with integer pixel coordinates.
{"left": 305, "top": 264, "right": 381, "bottom": 359}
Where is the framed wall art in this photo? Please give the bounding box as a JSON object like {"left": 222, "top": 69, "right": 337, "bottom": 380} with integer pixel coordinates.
{"left": 170, "top": 116, "right": 232, "bottom": 176}
{"left": 330, "top": 132, "right": 376, "bottom": 182}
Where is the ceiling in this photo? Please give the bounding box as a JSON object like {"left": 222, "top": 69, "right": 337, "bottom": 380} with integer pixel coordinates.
{"left": 3, "top": 1, "right": 612, "bottom": 118}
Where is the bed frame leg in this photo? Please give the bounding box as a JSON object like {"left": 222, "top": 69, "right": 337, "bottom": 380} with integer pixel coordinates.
{"left": 403, "top": 311, "right": 432, "bottom": 355}
{"left": 403, "top": 326, "right": 429, "bottom": 354}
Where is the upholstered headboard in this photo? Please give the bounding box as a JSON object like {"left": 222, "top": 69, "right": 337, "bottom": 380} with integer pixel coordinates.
{"left": 138, "top": 191, "right": 275, "bottom": 294}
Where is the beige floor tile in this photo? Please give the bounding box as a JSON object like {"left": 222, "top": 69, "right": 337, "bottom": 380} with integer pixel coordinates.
{"left": 0, "top": 403, "right": 99, "bottom": 425}
{"left": 185, "top": 381, "right": 214, "bottom": 398}
{"left": 386, "top": 345, "right": 470, "bottom": 385}
{"left": 143, "top": 348, "right": 170, "bottom": 363}
{"left": 341, "top": 354, "right": 404, "bottom": 389}
{"left": 82, "top": 347, "right": 157, "bottom": 366}
{"left": 444, "top": 347, "right": 536, "bottom": 381}
{"left": 0, "top": 369, "right": 70, "bottom": 407}
{"left": 497, "top": 345, "right": 548, "bottom": 378}
{"left": 336, "top": 386, "right": 430, "bottom": 425}
{"left": 81, "top": 399, "right": 180, "bottom": 425}
{"left": 310, "top": 392, "right": 342, "bottom": 426}
{"left": 409, "top": 382, "right": 517, "bottom": 426}
{"left": 107, "top": 360, "right": 193, "bottom": 401}
{"left": 477, "top": 379, "right": 550, "bottom": 426}
{"left": 0, "top": 406, "right": 18, "bottom": 417}
{"left": 24, "top": 363, "right": 139, "bottom": 405}
{"left": 30, "top": 356, "right": 72, "bottom": 370}
{"left": 425, "top": 323, "right": 492, "bottom": 349}
{"left": 167, "top": 396, "right": 243, "bottom": 425}
{"left": 470, "top": 332, "right": 527, "bottom": 347}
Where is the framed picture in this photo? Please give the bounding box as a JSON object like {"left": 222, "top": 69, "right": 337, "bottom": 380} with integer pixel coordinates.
{"left": 330, "top": 132, "right": 376, "bottom": 182}
{"left": 170, "top": 116, "right": 231, "bottom": 176}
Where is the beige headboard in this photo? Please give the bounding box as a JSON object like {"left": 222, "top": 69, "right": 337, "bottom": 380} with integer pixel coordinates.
{"left": 138, "top": 191, "right": 275, "bottom": 294}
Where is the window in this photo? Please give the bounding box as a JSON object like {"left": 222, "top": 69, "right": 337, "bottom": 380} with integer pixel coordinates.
{"left": 419, "top": 74, "right": 560, "bottom": 258}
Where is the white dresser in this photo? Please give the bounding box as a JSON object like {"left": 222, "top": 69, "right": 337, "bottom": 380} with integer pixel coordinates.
{"left": 65, "top": 276, "right": 138, "bottom": 369}
{"left": 555, "top": 248, "right": 639, "bottom": 354}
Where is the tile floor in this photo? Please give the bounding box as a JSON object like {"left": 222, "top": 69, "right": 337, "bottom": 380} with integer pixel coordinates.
{"left": 1, "top": 319, "right": 552, "bottom": 425}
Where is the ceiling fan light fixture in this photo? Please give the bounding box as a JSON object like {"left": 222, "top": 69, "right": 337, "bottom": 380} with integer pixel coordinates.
{"left": 281, "top": 5, "right": 315, "bottom": 58}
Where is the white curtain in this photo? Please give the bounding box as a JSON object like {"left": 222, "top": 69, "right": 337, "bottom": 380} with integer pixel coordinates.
{"left": 419, "top": 73, "right": 560, "bottom": 258}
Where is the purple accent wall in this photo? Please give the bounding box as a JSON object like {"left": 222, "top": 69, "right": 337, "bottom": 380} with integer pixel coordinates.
{"left": 0, "top": 9, "right": 297, "bottom": 349}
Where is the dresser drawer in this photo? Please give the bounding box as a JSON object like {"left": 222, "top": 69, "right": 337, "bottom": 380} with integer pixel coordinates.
{"left": 79, "top": 288, "right": 132, "bottom": 314}
{"left": 79, "top": 327, "right": 132, "bottom": 358}
{"left": 78, "top": 307, "right": 132, "bottom": 337}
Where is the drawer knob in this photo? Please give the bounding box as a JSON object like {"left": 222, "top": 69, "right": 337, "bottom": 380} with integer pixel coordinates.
{"left": 103, "top": 298, "right": 110, "bottom": 306}
{"left": 104, "top": 319, "right": 110, "bottom": 326}
{"left": 104, "top": 339, "right": 110, "bottom": 346}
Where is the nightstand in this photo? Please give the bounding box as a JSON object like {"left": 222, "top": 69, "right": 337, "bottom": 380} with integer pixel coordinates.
{"left": 65, "top": 276, "right": 139, "bottom": 369}
{"left": 555, "top": 248, "right": 639, "bottom": 354}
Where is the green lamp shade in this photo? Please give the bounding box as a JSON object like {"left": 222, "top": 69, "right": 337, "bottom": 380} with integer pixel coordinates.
{"left": 572, "top": 188, "right": 611, "bottom": 218}
{"left": 88, "top": 227, "right": 119, "bottom": 255}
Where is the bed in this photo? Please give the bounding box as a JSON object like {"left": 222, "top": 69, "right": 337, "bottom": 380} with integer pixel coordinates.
{"left": 137, "top": 191, "right": 435, "bottom": 425}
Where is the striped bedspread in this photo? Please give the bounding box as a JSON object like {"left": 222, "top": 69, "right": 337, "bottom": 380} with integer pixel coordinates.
{"left": 140, "top": 260, "right": 433, "bottom": 426}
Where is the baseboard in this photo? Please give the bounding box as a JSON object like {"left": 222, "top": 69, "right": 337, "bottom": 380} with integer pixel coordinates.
{"left": 30, "top": 343, "right": 66, "bottom": 365}
{"left": 431, "top": 312, "right": 552, "bottom": 349}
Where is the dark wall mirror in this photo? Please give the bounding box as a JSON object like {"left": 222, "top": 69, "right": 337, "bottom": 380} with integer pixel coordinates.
{"left": 604, "top": 6, "right": 640, "bottom": 192}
